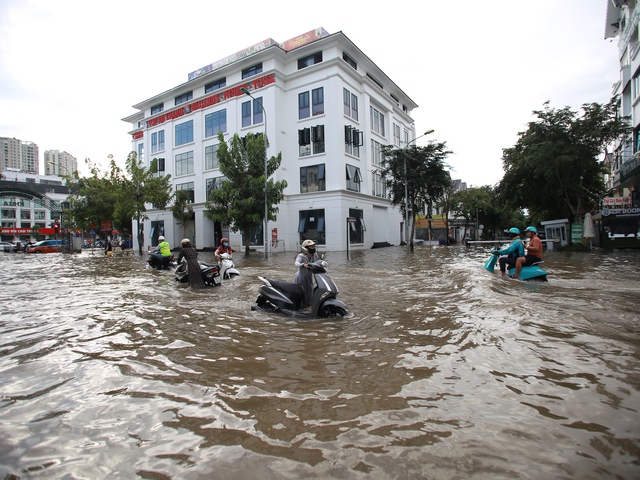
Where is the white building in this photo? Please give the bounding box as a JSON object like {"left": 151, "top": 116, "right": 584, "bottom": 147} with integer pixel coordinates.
{"left": 602, "top": 1, "right": 640, "bottom": 247}
{"left": 44, "top": 150, "right": 78, "bottom": 177}
{"left": 0, "top": 137, "right": 39, "bottom": 175}
{"left": 0, "top": 170, "right": 69, "bottom": 243}
{"left": 123, "top": 28, "right": 421, "bottom": 252}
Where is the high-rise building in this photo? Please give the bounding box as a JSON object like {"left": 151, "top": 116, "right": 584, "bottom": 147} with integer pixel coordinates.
{"left": 123, "top": 28, "right": 421, "bottom": 252}
{"left": 603, "top": 2, "right": 640, "bottom": 247}
{"left": 44, "top": 150, "right": 78, "bottom": 177}
{"left": 0, "top": 137, "right": 39, "bottom": 175}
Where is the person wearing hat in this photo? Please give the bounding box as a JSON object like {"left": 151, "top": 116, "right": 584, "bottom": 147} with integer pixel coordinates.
{"left": 492, "top": 227, "right": 525, "bottom": 277}
{"left": 150, "top": 235, "right": 171, "bottom": 263}
{"left": 513, "top": 226, "right": 543, "bottom": 279}
{"left": 294, "top": 239, "right": 319, "bottom": 307}
{"left": 177, "top": 238, "right": 206, "bottom": 289}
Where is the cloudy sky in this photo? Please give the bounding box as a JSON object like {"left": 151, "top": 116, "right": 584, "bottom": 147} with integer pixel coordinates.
{"left": 0, "top": 0, "right": 619, "bottom": 187}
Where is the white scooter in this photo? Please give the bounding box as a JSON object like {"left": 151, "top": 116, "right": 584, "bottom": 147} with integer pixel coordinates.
{"left": 218, "top": 252, "right": 240, "bottom": 280}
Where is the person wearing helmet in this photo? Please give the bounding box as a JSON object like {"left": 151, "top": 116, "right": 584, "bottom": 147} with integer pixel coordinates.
{"left": 294, "top": 239, "right": 319, "bottom": 307}
{"left": 513, "top": 226, "right": 543, "bottom": 279}
{"left": 492, "top": 227, "right": 525, "bottom": 277}
{"left": 177, "top": 238, "right": 206, "bottom": 289}
{"left": 214, "top": 237, "right": 233, "bottom": 265}
{"left": 150, "top": 235, "right": 171, "bottom": 262}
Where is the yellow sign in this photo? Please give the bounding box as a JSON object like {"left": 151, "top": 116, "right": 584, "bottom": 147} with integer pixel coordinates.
{"left": 415, "top": 214, "right": 446, "bottom": 229}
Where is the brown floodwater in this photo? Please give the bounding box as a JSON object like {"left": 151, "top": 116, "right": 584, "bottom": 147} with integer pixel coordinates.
{"left": 0, "top": 246, "right": 639, "bottom": 479}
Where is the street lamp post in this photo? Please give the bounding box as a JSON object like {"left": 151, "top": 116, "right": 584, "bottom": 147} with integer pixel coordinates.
{"left": 240, "top": 87, "right": 269, "bottom": 257}
{"left": 403, "top": 129, "right": 434, "bottom": 246}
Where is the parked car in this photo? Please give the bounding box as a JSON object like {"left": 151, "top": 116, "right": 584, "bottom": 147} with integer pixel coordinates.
{"left": 1, "top": 241, "right": 19, "bottom": 252}
{"left": 25, "top": 240, "right": 63, "bottom": 253}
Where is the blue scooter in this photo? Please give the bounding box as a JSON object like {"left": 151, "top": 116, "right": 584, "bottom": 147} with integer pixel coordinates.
{"left": 484, "top": 251, "right": 548, "bottom": 281}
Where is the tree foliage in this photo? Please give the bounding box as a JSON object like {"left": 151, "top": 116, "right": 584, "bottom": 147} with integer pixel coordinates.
{"left": 121, "top": 153, "right": 173, "bottom": 255}
{"left": 204, "top": 132, "right": 287, "bottom": 256}
{"left": 171, "top": 189, "right": 195, "bottom": 239}
{"left": 498, "top": 98, "right": 630, "bottom": 223}
{"left": 65, "top": 156, "right": 121, "bottom": 234}
{"left": 450, "top": 186, "right": 525, "bottom": 239}
{"left": 379, "top": 141, "right": 452, "bottom": 250}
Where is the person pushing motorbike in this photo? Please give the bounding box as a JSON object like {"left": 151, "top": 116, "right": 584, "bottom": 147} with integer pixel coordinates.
{"left": 294, "top": 239, "right": 319, "bottom": 308}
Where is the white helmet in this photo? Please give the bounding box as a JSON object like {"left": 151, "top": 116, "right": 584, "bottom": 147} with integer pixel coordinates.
{"left": 158, "top": 235, "right": 165, "bottom": 241}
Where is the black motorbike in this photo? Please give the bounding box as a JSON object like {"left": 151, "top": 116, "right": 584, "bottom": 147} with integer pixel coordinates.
{"left": 174, "top": 260, "right": 221, "bottom": 287}
{"left": 251, "top": 260, "right": 348, "bottom": 318}
{"left": 147, "top": 253, "right": 176, "bottom": 270}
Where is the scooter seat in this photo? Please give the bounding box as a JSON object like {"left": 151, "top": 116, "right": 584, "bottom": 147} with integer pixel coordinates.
{"left": 264, "top": 278, "right": 305, "bottom": 297}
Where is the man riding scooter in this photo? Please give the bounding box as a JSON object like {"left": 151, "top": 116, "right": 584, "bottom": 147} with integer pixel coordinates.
{"left": 149, "top": 235, "right": 173, "bottom": 269}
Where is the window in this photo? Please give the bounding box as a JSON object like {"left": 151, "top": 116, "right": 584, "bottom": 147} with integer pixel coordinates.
{"left": 366, "top": 72, "right": 384, "bottom": 89}
{"left": 343, "top": 88, "right": 358, "bottom": 121}
{"left": 138, "top": 143, "right": 144, "bottom": 163}
{"left": 300, "top": 164, "right": 326, "bottom": 193}
{"left": 298, "top": 51, "right": 323, "bottom": 70}
{"left": 370, "top": 106, "right": 385, "bottom": 137}
{"left": 175, "top": 151, "right": 194, "bottom": 176}
{"left": 175, "top": 120, "right": 194, "bottom": 146}
{"left": 34, "top": 211, "right": 46, "bottom": 220}
{"left": 156, "top": 157, "right": 165, "bottom": 173}
{"left": 242, "top": 63, "right": 262, "bottom": 79}
{"left": 299, "top": 92, "right": 309, "bottom": 119}
{"left": 205, "top": 77, "right": 226, "bottom": 93}
{"left": 345, "top": 125, "right": 363, "bottom": 157}
{"left": 205, "top": 109, "right": 227, "bottom": 137}
{"left": 151, "top": 103, "right": 164, "bottom": 115}
{"left": 393, "top": 123, "right": 401, "bottom": 146}
{"left": 176, "top": 182, "right": 195, "bottom": 204}
{"left": 343, "top": 52, "right": 357, "bottom": 70}
{"left": 298, "top": 87, "right": 324, "bottom": 119}
{"left": 348, "top": 208, "right": 366, "bottom": 244}
{"left": 205, "top": 145, "right": 220, "bottom": 170}
{"left": 151, "top": 130, "right": 165, "bottom": 153}
{"left": 372, "top": 171, "right": 386, "bottom": 198}
{"left": 371, "top": 139, "right": 384, "bottom": 166}
{"left": 298, "top": 209, "right": 325, "bottom": 245}
{"left": 242, "top": 98, "right": 263, "bottom": 127}
{"left": 346, "top": 164, "right": 363, "bottom": 192}
{"left": 175, "top": 91, "right": 192, "bottom": 106}
{"left": 206, "top": 176, "right": 226, "bottom": 199}
{"left": 312, "top": 87, "right": 324, "bottom": 116}
{"left": 298, "top": 125, "right": 325, "bottom": 156}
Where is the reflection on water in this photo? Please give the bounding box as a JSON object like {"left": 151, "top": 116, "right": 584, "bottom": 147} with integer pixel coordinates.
{"left": 0, "top": 246, "right": 639, "bottom": 478}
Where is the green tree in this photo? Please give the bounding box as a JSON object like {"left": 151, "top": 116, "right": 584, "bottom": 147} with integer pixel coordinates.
{"left": 65, "top": 156, "right": 120, "bottom": 236}
{"left": 118, "top": 153, "right": 173, "bottom": 255}
{"left": 171, "top": 189, "right": 195, "bottom": 241}
{"left": 204, "top": 132, "right": 287, "bottom": 256}
{"left": 380, "top": 141, "right": 452, "bottom": 250}
{"left": 450, "top": 186, "right": 524, "bottom": 240}
{"left": 434, "top": 176, "right": 456, "bottom": 244}
{"left": 498, "top": 98, "right": 630, "bottom": 223}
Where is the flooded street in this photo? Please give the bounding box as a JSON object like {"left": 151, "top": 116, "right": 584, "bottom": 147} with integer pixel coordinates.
{"left": 0, "top": 246, "right": 639, "bottom": 479}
